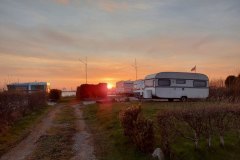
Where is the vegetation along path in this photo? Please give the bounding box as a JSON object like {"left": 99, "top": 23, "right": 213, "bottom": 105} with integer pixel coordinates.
{"left": 0, "top": 101, "right": 96, "bottom": 160}
{"left": 0, "top": 104, "right": 63, "bottom": 160}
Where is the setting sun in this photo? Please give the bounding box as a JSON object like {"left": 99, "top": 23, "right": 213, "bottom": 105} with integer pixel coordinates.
{"left": 107, "top": 83, "right": 113, "bottom": 89}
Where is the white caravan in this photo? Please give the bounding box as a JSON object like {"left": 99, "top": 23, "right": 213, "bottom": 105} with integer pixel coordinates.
{"left": 143, "top": 72, "right": 209, "bottom": 101}
{"left": 133, "top": 80, "right": 145, "bottom": 97}
{"left": 116, "top": 80, "right": 134, "bottom": 95}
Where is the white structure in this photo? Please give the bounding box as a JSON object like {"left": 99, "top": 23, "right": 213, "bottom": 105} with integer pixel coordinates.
{"left": 143, "top": 72, "right": 209, "bottom": 101}
{"left": 133, "top": 80, "right": 145, "bottom": 97}
{"left": 116, "top": 80, "right": 134, "bottom": 95}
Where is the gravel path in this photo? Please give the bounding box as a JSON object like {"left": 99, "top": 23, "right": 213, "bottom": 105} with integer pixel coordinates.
{"left": 0, "top": 104, "right": 63, "bottom": 160}
{"left": 71, "top": 104, "right": 96, "bottom": 160}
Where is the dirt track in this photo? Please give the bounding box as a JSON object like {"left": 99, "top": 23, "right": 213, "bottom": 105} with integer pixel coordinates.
{"left": 0, "top": 105, "right": 63, "bottom": 160}
{"left": 0, "top": 103, "right": 96, "bottom": 160}
{"left": 71, "top": 104, "right": 96, "bottom": 160}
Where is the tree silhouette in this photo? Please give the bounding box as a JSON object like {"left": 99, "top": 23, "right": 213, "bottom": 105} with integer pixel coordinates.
{"left": 225, "top": 75, "right": 237, "bottom": 88}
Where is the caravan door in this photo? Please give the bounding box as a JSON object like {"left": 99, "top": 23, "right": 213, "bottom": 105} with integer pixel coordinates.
{"left": 175, "top": 87, "right": 185, "bottom": 98}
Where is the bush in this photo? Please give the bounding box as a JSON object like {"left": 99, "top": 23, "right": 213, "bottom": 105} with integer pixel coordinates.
{"left": 209, "top": 87, "right": 240, "bottom": 103}
{"left": 225, "top": 75, "right": 237, "bottom": 88}
{"left": 29, "top": 92, "right": 47, "bottom": 109}
{"left": 49, "top": 89, "right": 62, "bottom": 102}
{"left": 133, "top": 116, "right": 155, "bottom": 153}
{"left": 0, "top": 91, "right": 47, "bottom": 133}
{"left": 209, "top": 77, "right": 240, "bottom": 103}
{"left": 119, "top": 105, "right": 141, "bottom": 137}
{"left": 156, "top": 105, "right": 240, "bottom": 157}
{"left": 119, "top": 105, "right": 155, "bottom": 153}
{"left": 157, "top": 109, "right": 178, "bottom": 158}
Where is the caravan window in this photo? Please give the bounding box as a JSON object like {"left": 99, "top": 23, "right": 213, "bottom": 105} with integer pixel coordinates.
{"left": 176, "top": 79, "right": 186, "bottom": 84}
{"left": 193, "top": 80, "right": 207, "bottom": 87}
{"left": 145, "top": 79, "right": 154, "bottom": 87}
{"left": 158, "top": 79, "right": 171, "bottom": 86}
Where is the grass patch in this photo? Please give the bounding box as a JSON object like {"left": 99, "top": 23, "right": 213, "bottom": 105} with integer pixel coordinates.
{"left": 0, "top": 105, "right": 51, "bottom": 156}
{"left": 30, "top": 106, "right": 76, "bottom": 160}
{"left": 83, "top": 102, "right": 153, "bottom": 160}
{"left": 59, "top": 96, "right": 76, "bottom": 103}
{"left": 83, "top": 101, "right": 240, "bottom": 160}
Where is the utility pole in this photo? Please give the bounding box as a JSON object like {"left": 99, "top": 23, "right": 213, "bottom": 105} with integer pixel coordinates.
{"left": 132, "top": 58, "right": 138, "bottom": 80}
{"left": 79, "top": 57, "right": 88, "bottom": 84}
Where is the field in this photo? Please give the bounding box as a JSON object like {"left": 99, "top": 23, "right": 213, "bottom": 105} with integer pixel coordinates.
{"left": 83, "top": 101, "right": 240, "bottom": 160}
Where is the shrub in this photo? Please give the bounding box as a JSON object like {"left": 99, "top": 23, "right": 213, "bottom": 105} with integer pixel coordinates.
{"left": 156, "top": 105, "right": 240, "bottom": 157}
{"left": 49, "top": 89, "right": 62, "bottom": 102}
{"left": 225, "top": 75, "right": 237, "bottom": 88}
{"left": 157, "top": 109, "right": 178, "bottom": 158}
{"left": 132, "top": 117, "right": 155, "bottom": 153}
{"left": 29, "top": 92, "right": 47, "bottom": 109}
{"left": 119, "top": 105, "right": 141, "bottom": 137}
{"left": 209, "top": 77, "right": 240, "bottom": 103}
{"left": 177, "top": 107, "right": 207, "bottom": 149}
{"left": 119, "top": 105, "right": 155, "bottom": 153}
{"left": 0, "top": 91, "right": 47, "bottom": 134}
{"left": 231, "top": 106, "right": 240, "bottom": 139}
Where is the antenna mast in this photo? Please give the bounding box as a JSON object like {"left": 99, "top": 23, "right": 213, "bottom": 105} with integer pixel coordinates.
{"left": 132, "top": 58, "right": 138, "bottom": 80}
{"left": 79, "top": 57, "right": 88, "bottom": 84}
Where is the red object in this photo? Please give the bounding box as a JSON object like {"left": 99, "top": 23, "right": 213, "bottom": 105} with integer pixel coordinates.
{"left": 76, "top": 83, "right": 107, "bottom": 100}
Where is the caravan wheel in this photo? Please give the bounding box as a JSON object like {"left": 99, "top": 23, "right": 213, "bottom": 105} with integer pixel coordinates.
{"left": 180, "top": 96, "right": 188, "bottom": 102}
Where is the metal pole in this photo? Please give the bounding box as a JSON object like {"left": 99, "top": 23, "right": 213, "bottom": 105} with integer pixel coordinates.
{"left": 132, "top": 58, "right": 138, "bottom": 80}
{"left": 79, "top": 57, "right": 88, "bottom": 84}
{"left": 86, "top": 57, "right": 88, "bottom": 84}
{"left": 135, "top": 58, "right": 137, "bottom": 80}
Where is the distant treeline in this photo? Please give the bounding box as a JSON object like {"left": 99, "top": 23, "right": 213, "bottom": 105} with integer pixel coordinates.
{"left": 209, "top": 74, "right": 240, "bottom": 102}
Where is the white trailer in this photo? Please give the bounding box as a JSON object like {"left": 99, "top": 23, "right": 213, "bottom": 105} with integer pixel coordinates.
{"left": 116, "top": 80, "right": 134, "bottom": 96}
{"left": 133, "top": 80, "right": 144, "bottom": 98}
{"left": 143, "top": 72, "right": 209, "bottom": 101}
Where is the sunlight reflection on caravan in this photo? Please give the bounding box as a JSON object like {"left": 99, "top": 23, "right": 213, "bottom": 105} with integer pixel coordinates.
{"left": 143, "top": 72, "right": 209, "bottom": 101}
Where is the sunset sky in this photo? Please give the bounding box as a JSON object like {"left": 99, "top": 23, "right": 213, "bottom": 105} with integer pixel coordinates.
{"left": 0, "top": 0, "right": 240, "bottom": 89}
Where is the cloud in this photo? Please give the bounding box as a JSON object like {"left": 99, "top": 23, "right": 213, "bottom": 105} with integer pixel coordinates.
{"left": 95, "top": 0, "right": 152, "bottom": 12}
{"left": 53, "top": 0, "right": 70, "bottom": 5}
{"left": 99, "top": 0, "right": 129, "bottom": 12}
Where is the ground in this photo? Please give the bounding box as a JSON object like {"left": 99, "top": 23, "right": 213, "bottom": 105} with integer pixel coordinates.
{"left": 0, "top": 99, "right": 239, "bottom": 160}
{"left": 0, "top": 98, "right": 96, "bottom": 160}
{"left": 83, "top": 101, "right": 240, "bottom": 160}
